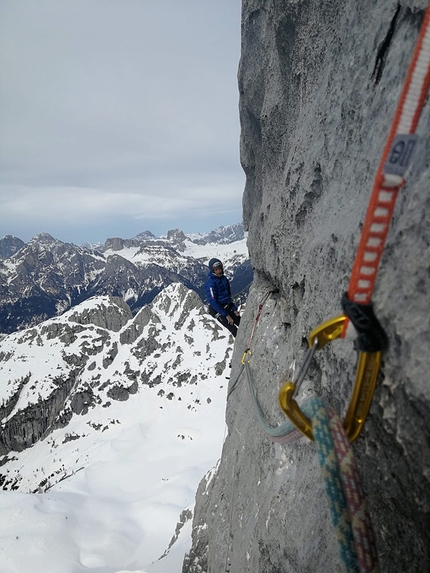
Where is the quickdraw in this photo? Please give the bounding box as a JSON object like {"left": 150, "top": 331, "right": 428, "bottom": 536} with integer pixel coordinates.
{"left": 278, "top": 314, "right": 384, "bottom": 442}
{"left": 279, "top": 6, "right": 430, "bottom": 442}
{"left": 227, "top": 287, "right": 278, "bottom": 398}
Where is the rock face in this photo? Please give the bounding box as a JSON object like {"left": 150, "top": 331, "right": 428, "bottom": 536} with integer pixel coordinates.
{"left": 0, "top": 235, "right": 25, "bottom": 259}
{"left": 185, "top": 2, "right": 430, "bottom": 572}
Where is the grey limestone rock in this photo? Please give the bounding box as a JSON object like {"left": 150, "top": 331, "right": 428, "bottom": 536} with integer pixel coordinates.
{"left": 0, "top": 235, "right": 25, "bottom": 259}
{"left": 103, "top": 237, "right": 142, "bottom": 251}
{"left": 0, "top": 373, "right": 77, "bottom": 455}
{"left": 185, "top": 1, "right": 430, "bottom": 572}
{"left": 166, "top": 228, "right": 187, "bottom": 244}
{"left": 68, "top": 296, "right": 132, "bottom": 332}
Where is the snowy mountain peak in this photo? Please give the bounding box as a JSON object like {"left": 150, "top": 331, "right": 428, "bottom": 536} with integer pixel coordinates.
{"left": 0, "top": 280, "right": 233, "bottom": 571}
{"left": 166, "top": 228, "right": 187, "bottom": 243}
{"left": 188, "top": 223, "right": 245, "bottom": 245}
{"left": 67, "top": 295, "right": 133, "bottom": 332}
{"left": 133, "top": 230, "right": 156, "bottom": 241}
{"left": 30, "top": 232, "right": 59, "bottom": 244}
{"left": 0, "top": 235, "right": 25, "bottom": 260}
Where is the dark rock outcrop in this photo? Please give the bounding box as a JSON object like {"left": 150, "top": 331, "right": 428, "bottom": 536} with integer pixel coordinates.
{"left": 185, "top": 2, "right": 430, "bottom": 572}
{"left": 0, "top": 235, "right": 25, "bottom": 259}
{"left": 0, "top": 372, "right": 77, "bottom": 455}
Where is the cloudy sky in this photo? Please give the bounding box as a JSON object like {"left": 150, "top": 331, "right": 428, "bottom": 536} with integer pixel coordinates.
{"left": 0, "top": 0, "right": 244, "bottom": 245}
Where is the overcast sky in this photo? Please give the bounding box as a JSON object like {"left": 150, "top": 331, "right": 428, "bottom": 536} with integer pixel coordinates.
{"left": 0, "top": 0, "right": 244, "bottom": 245}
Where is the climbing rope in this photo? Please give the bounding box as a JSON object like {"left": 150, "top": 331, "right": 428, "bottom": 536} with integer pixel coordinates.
{"left": 326, "top": 405, "right": 379, "bottom": 573}
{"left": 246, "top": 288, "right": 278, "bottom": 350}
{"left": 244, "top": 357, "right": 307, "bottom": 444}
{"left": 309, "top": 397, "right": 359, "bottom": 572}
{"left": 226, "top": 291, "right": 379, "bottom": 569}
{"left": 310, "top": 397, "right": 379, "bottom": 573}
{"left": 227, "top": 288, "right": 278, "bottom": 398}
{"left": 227, "top": 288, "right": 306, "bottom": 442}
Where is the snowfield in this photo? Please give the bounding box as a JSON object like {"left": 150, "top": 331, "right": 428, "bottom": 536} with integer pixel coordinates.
{"left": 0, "top": 283, "right": 236, "bottom": 572}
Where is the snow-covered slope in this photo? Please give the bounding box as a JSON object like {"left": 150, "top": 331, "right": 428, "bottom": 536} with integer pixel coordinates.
{"left": 0, "top": 283, "right": 234, "bottom": 572}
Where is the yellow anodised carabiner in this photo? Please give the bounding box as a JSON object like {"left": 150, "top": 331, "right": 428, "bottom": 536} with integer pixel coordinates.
{"left": 278, "top": 315, "right": 381, "bottom": 442}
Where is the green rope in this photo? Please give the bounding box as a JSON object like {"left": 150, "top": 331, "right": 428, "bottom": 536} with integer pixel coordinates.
{"left": 327, "top": 406, "right": 379, "bottom": 572}
{"left": 225, "top": 290, "right": 377, "bottom": 570}
{"left": 243, "top": 359, "right": 308, "bottom": 443}
{"left": 227, "top": 363, "right": 244, "bottom": 397}
{"left": 309, "top": 397, "right": 359, "bottom": 573}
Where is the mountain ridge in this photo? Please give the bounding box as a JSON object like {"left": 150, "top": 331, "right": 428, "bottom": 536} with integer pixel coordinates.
{"left": 0, "top": 223, "right": 246, "bottom": 255}
{"left": 0, "top": 223, "right": 252, "bottom": 334}
{"left": 0, "top": 282, "right": 233, "bottom": 570}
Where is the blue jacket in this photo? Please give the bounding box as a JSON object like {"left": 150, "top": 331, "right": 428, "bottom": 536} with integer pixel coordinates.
{"left": 205, "top": 258, "right": 237, "bottom": 316}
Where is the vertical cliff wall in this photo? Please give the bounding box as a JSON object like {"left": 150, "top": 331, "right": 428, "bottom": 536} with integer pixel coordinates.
{"left": 184, "top": 1, "right": 430, "bottom": 571}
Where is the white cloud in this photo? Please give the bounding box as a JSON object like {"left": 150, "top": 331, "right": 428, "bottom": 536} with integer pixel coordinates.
{"left": 0, "top": 177, "right": 244, "bottom": 243}
{"left": 0, "top": 0, "right": 244, "bottom": 243}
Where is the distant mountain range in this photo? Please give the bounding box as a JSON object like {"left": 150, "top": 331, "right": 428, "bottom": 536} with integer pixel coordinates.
{"left": 0, "top": 224, "right": 252, "bottom": 334}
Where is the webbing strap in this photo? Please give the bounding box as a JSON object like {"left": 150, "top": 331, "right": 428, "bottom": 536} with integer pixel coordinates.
{"left": 346, "top": 7, "right": 430, "bottom": 312}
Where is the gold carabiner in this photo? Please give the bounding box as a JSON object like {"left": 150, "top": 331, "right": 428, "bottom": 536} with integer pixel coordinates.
{"left": 278, "top": 315, "right": 381, "bottom": 442}
{"left": 343, "top": 350, "right": 381, "bottom": 441}
{"left": 241, "top": 349, "right": 251, "bottom": 365}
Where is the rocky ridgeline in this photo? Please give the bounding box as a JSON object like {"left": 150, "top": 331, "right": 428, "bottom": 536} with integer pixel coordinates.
{"left": 0, "top": 282, "right": 233, "bottom": 492}
{"left": 0, "top": 224, "right": 252, "bottom": 334}
{"left": 188, "top": 224, "right": 245, "bottom": 245}
{"left": 0, "top": 235, "right": 25, "bottom": 259}
{"left": 185, "top": 2, "right": 430, "bottom": 572}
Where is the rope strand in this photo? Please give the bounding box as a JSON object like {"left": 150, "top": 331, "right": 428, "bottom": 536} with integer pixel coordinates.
{"left": 327, "top": 406, "right": 380, "bottom": 573}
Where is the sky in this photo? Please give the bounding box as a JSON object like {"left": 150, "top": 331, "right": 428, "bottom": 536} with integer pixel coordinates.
{"left": 0, "top": 0, "right": 244, "bottom": 245}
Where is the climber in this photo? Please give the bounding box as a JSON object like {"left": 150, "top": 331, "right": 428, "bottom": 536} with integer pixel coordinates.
{"left": 205, "top": 258, "right": 241, "bottom": 338}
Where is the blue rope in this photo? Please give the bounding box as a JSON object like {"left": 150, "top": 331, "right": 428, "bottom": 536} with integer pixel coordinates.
{"left": 243, "top": 359, "right": 310, "bottom": 442}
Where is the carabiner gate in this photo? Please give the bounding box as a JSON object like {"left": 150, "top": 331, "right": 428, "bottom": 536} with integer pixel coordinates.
{"left": 278, "top": 315, "right": 381, "bottom": 442}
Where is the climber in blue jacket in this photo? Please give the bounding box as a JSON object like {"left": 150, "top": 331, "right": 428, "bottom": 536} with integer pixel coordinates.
{"left": 205, "top": 258, "right": 241, "bottom": 337}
